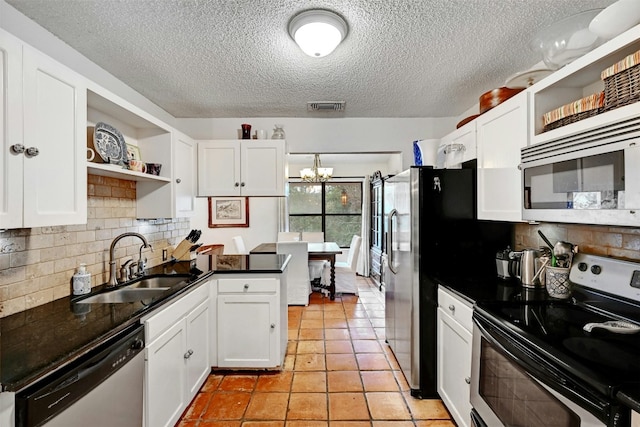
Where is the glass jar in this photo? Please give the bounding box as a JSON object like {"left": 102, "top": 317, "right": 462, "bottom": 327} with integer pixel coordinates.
{"left": 272, "top": 125, "right": 285, "bottom": 140}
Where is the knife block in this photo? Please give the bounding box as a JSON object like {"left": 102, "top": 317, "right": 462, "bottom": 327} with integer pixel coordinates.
{"left": 172, "top": 239, "right": 194, "bottom": 261}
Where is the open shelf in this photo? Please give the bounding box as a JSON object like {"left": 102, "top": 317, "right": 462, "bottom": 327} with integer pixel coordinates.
{"left": 87, "top": 163, "right": 171, "bottom": 183}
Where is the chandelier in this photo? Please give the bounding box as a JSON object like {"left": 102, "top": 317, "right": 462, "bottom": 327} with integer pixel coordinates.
{"left": 300, "top": 154, "right": 333, "bottom": 182}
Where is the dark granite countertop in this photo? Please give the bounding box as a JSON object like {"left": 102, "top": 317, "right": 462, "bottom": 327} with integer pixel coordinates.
{"left": 433, "top": 274, "right": 525, "bottom": 304}
{"left": 0, "top": 254, "right": 289, "bottom": 393}
{"left": 434, "top": 273, "right": 640, "bottom": 416}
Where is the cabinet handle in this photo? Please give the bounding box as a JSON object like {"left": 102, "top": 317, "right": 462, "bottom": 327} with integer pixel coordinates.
{"left": 10, "top": 144, "right": 25, "bottom": 154}
{"left": 448, "top": 304, "right": 455, "bottom": 312}
{"left": 244, "top": 284, "right": 249, "bottom": 290}
{"left": 241, "top": 182, "right": 245, "bottom": 187}
{"left": 270, "top": 323, "right": 276, "bottom": 329}
{"left": 176, "top": 178, "right": 181, "bottom": 184}
{"left": 235, "top": 182, "right": 240, "bottom": 187}
{"left": 465, "top": 377, "right": 471, "bottom": 384}
{"left": 25, "top": 147, "right": 40, "bottom": 157}
{"left": 184, "top": 349, "right": 194, "bottom": 359}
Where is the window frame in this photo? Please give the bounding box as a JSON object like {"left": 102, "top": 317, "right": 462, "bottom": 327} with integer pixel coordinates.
{"left": 288, "top": 179, "right": 363, "bottom": 248}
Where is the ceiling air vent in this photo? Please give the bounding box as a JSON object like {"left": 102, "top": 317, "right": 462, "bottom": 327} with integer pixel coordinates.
{"left": 307, "top": 101, "right": 346, "bottom": 112}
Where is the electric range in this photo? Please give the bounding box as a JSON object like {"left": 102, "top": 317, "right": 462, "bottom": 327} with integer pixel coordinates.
{"left": 471, "top": 253, "right": 640, "bottom": 427}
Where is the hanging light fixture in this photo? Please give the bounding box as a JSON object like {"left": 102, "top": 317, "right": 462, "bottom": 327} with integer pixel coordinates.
{"left": 288, "top": 9, "right": 348, "bottom": 57}
{"left": 300, "top": 154, "right": 333, "bottom": 182}
{"left": 341, "top": 189, "right": 348, "bottom": 206}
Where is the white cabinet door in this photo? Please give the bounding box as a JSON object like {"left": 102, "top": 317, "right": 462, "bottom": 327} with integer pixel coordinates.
{"left": 217, "top": 294, "right": 278, "bottom": 368}
{"left": 476, "top": 91, "right": 528, "bottom": 222}
{"left": 145, "top": 320, "right": 187, "bottom": 427}
{"left": 22, "top": 46, "right": 87, "bottom": 227}
{"left": 0, "top": 30, "right": 23, "bottom": 229}
{"left": 437, "top": 307, "right": 472, "bottom": 427}
{"left": 197, "top": 140, "right": 285, "bottom": 197}
{"left": 0, "top": 32, "right": 86, "bottom": 229}
{"left": 197, "top": 141, "right": 241, "bottom": 196}
{"left": 185, "top": 300, "right": 210, "bottom": 400}
{"left": 241, "top": 141, "right": 285, "bottom": 196}
{"left": 173, "top": 131, "right": 196, "bottom": 217}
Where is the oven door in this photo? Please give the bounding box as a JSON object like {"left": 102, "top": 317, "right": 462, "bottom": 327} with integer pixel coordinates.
{"left": 470, "top": 317, "right": 607, "bottom": 427}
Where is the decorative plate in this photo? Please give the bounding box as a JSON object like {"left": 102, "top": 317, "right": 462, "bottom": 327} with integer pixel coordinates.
{"left": 93, "top": 122, "right": 128, "bottom": 165}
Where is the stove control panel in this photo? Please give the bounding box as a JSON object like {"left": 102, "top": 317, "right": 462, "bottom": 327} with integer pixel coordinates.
{"left": 570, "top": 253, "right": 640, "bottom": 302}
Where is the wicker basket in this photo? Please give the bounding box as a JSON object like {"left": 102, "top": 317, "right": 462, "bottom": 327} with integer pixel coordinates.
{"left": 542, "top": 92, "right": 605, "bottom": 133}
{"left": 601, "top": 50, "right": 640, "bottom": 111}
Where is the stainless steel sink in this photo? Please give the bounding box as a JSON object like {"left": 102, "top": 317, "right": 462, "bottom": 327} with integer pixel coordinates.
{"left": 125, "top": 275, "right": 190, "bottom": 289}
{"left": 77, "top": 288, "right": 169, "bottom": 304}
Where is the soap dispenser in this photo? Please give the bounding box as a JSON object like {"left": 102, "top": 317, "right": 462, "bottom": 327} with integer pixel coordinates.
{"left": 72, "top": 263, "right": 92, "bottom": 295}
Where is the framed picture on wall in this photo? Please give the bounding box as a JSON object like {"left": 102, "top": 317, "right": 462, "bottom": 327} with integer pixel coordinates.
{"left": 208, "top": 197, "right": 250, "bottom": 228}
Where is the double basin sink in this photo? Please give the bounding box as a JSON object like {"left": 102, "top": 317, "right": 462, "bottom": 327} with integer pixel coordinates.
{"left": 76, "top": 275, "right": 191, "bottom": 304}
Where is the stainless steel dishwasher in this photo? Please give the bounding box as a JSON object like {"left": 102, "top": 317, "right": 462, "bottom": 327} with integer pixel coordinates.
{"left": 15, "top": 323, "right": 145, "bottom": 427}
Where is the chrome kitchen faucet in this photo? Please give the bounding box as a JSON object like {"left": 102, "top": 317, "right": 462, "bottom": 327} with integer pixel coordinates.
{"left": 108, "top": 232, "right": 151, "bottom": 287}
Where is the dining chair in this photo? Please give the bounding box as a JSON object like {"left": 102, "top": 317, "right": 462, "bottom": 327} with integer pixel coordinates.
{"left": 276, "top": 241, "right": 311, "bottom": 305}
{"left": 277, "top": 231, "right": 301, "bottom": 242}
{"left": 232, "top": 236, "right": 247, "bottom": 254}
{"left": 301, "top": 232, "right": 324, "bottom": 242}
{"left": 332, "top": 235, "right": 362, "bottom": 295}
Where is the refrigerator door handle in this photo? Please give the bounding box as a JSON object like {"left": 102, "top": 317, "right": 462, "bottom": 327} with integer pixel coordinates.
{"left": 388, "top": 209, "right": 398, "bottom": 274}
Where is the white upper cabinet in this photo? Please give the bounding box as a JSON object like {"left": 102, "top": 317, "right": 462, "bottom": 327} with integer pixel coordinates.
{"left": 172, "top": 130, "right": 196, "bottom": 218}
{"left": 0, "top": 30, "right": 23, "bottom": 229}
{"left": 1, "top": 29, "right": 87, "bottom": 229}
{"left": 197, "top": 140, "right": 286, "bottom": 197}
{"left": 476, "top": 91, "right": 528, "bottom": 222}
{"left": 438, "top": 121, "right": 477, "bottom": 169}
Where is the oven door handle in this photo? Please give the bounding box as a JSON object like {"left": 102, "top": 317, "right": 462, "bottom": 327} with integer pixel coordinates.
{"left": 474, "top": 317, "right": 569, "bottom": 386}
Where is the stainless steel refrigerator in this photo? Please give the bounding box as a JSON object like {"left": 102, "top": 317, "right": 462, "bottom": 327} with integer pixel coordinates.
{"left": 384, "top": 166, "right": 511, "bottom": 398}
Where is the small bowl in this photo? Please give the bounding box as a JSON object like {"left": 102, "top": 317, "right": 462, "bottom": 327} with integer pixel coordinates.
{"left": 530, "top": 9, "right": 603, "bottom": 70}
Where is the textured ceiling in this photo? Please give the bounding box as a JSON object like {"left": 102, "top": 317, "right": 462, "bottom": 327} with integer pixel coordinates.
{"left": 6, "top": 0, "right": 616, "bottom": 118}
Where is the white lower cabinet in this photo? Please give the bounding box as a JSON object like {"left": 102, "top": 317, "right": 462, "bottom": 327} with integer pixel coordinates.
{"left": 213, "top": 276, "right": 287, "bottom": 369}
{"left": 437, "top": 287, "right": 473, "bottom": 427}
{"left": 144, "top": 284, "right": 210, "bottom": 427}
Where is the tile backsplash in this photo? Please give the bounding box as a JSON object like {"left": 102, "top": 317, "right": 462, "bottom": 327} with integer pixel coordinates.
{"left": 514, "top": 222, "right": 640, "bottom": 261}
{"left": 0, "top": 175, "right": 190, "bottom": 318}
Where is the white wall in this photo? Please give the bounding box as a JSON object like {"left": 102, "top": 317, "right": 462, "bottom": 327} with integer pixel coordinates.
{"left": 177, "top": 117, "right": 456, "bottom": 169}
{"left": 192, "top": 196, "right": 279, "bottom": 255}
{"left": 184, "top": 117, "right": 455, "bottom": 256}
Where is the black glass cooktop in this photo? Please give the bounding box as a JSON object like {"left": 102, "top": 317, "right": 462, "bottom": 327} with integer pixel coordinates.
{"left": 475, "top": 294, "right": 640, "bottom": 398}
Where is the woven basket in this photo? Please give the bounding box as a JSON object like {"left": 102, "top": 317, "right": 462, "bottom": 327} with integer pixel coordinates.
{"left": 542, "top": 92, "right": 605, "bottom": 133}
{"left": 543, "top": 108, "right": 604, "bottom": 132}
{"left": 603, "top": 62, "right": 640, "bottom": 111}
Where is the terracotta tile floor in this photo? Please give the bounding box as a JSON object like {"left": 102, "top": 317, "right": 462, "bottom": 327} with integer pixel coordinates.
{"left": 177, "top": 277, "right": 455, "bottom": 427}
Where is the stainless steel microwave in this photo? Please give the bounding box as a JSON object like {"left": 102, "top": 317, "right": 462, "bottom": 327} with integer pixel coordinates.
{"left": 520, "top": 123, "right": 640, "bottom": 226}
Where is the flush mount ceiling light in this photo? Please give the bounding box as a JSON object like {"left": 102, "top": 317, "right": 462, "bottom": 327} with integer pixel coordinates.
{"left": 288, "top": 9, "right": 348, "bottom": 57}
{"left": 300, "top": 154, "right": 333, "bottom": 182}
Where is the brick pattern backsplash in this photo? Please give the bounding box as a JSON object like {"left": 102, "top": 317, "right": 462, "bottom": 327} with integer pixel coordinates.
{"left": 0, "top": 175, "right": 190, "bottom": 318}
{"left": 514, "top": 222, "right": 640, "bottom": 262}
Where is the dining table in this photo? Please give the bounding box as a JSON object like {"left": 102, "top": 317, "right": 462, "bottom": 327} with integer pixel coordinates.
{"left": 250, "top": 242, "right": 343, "bottom": 300}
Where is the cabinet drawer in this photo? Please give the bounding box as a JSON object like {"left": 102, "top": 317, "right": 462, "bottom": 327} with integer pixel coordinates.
{"left": 437, "top": 287, "right": 473, "bottom": 332}
{"left": 217, "top": 278, "right": 277, "bottom": 294}
{"left": 144, "top": 282, "right": 209, "bottom": 342}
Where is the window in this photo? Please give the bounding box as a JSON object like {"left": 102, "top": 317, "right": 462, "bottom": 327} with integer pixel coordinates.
{"left": 289, "top": 181, "right": 362, "bottom": 247}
